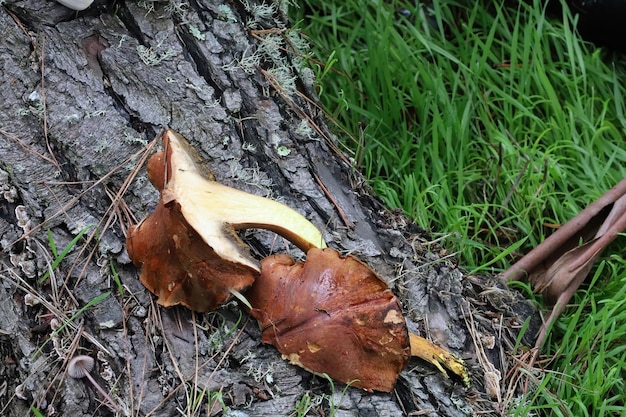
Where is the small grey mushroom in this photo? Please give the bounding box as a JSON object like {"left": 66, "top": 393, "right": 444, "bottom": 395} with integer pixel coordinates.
{"left": 24, "top": 293, "right": 40, "bottom": 307}
{"left": 14, "top": 383, "right": 27, "bottom": 400}
{"left": 67, "top": 355, "right": 118, "bottom": 411}
{"left": 54, "top": 0, "right": 94, "bottom": 10}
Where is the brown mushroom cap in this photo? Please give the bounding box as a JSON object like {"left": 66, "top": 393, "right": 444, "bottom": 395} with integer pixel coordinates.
{"left": 127, "top": 129, "right": 326, "bottom": 312}
{"left": 126, "top": 198, "right": 257, "bottom": 312}
{"left": 247, "top": 248, "right": 410, "bottom": 392}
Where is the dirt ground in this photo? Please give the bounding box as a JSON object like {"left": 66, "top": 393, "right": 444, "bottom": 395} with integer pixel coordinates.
{"left": 0, "top": 1, "right": 541, "bottom": 416}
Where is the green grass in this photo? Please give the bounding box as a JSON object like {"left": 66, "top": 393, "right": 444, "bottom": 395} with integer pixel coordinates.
{"left": 291, "top": 0, "right": 626, "bottom": 415}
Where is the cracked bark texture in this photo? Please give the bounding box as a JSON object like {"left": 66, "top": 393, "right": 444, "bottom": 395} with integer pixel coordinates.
{"left": 0, "top": 1, "right": 540, "bottom": 416}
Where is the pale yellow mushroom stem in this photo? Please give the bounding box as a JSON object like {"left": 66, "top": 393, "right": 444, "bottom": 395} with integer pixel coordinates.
{"left": 409, "top": 332, "right": 470, "bottom": 387}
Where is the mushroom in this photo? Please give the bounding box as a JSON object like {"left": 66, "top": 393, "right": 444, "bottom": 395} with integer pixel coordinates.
{"left": 67, "top": 355, "right": 118, "bottom": 411}
{"left": 126, "top": 130, "right": 468, "bottom": 390}
{"left": 247, "top": 248, "right": 469, "bottom": 392}
{"left": 55, "top": 0, "right": 94, "bottom": 10}
{"left": 14, "top": 383, "right": 27, "bottom": 400}
{"left": 127, "top": 129, "right": 326, "bottom": 312}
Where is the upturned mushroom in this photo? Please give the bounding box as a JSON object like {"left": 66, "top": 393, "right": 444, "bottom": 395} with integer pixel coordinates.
{"left": 127, "top": 131, "right": 468, "bottom": 391}
{"left": 246, "top": 248, "right": 469, "bottom": 392}
{"left": 126, "top": 129, "right": 325, "bottom": 312}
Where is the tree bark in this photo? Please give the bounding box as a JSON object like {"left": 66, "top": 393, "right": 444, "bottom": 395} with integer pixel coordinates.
{"left": 0, "top": 1, "right": 540, "bottom": 416}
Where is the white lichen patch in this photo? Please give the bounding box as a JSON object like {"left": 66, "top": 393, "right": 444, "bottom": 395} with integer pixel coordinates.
{"left": 97, "top": 351, "right": 115, "bottom": 383}
{"left": 295, "top": 119, "right": 316, "bottom": 139}
{"left": 257, "top": 33, "right": 284, "bottom": 65}
{"left": 164, "top": 0, "right": 188, "bottom": 16}
{"left": 15, "top": 107, "right": 30, "bottom": 117}
{"left": 137, "top": 0, "right": 155, "bottom": 15}
{"left": 85, "top": 109, "right": 107, "bottom": 118}
{"left": 123, "top": 132, "right": 148, "bottom": 146}
{"left": 298, "top": 66, "right": 315, "bottom": 89}
{"left": 116, "top": 34, "right": 128, "bottom": 48}
{"left": 217, "top": 4, "right": 238, "bottom": 23}
{"left": 241, "top": 142, "right": 257, "bottom": 153}
{"left": 15, "top": 205, "right": 32, "bottom": 233}
{"left": 266, "top": 66, "right": 296, "bottom": 94}
{"left": 242, "top": 0, "right": 280, "bottom": 29}
{"left": 137, "top": 36, "right": 178, "bottom": 66}
{"left": 228, "top": 160, "right": 273, "bottom": 192}
{"left": 223, "top": 46, "right": 261, "bottom": 74}
{"left": 0, "top": 168, "right": 18, "bottom": 203}
{"left": 245, "top": 361, "right": 276, "bottom": 384}
{"left": 284, "top": 29, "right": 312, "bottom": 73}
{"left": 240, "top": 350, "right": 256, "bottom": 364}
{"left": 277, "top": 0, "right": 295, "bottom": 14}
{"left": 64, "top": 113, "right": 81, "bottom": 124}
{"left": 26, "top": 90, "right": 45, "bottom": 119}
{"left": 285, "top": 29, "right": 310, "bottom": 55}
{"left": 188, "top": 24, "right": 206, "bottom": 41}
{"left": 95, "top": 138, "right": 109, "bottom": 153}
{"left": 276, "top": 145, "right": 291, "bottom": 157}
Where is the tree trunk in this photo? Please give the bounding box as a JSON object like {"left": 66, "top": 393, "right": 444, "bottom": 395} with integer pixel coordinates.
{"left": 0, "top": 1, "right": 540, "bottom": 416}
